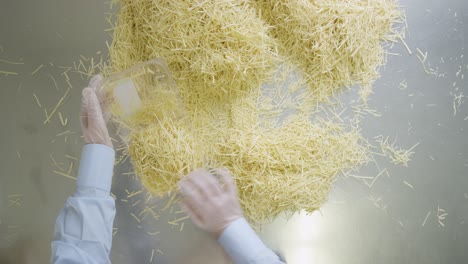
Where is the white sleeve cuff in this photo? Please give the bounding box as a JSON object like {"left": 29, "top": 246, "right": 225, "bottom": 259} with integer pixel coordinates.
{"left": 77, "top": 144, "right": 115, "bottom": 193}
{"left": 218, "top": 218, "right": 273, "bottom": 264}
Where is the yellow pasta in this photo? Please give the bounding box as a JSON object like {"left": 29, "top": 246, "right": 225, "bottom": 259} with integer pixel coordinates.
{"left": 106, "top": 0, "right": 401, "bottom": 226}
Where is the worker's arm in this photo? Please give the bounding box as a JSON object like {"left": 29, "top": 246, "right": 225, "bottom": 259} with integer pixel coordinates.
{"left": 179, "top": 169, "right": 285, "bottom": 264}
{"left": 51, "top": 145, "right": 115, "bottom": 264}
{"left": 51, "top": 75, "right": 116, "bottom": 264}
{"left": 217, "top": 218, "right": 285, "bottom": 264}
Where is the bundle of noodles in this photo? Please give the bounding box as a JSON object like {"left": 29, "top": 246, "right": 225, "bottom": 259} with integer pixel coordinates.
{"left": 107, "top": 0, "right": 400, "bottom": 226}
{"left": 128, "top": 117, "right": 201, "bottom": 195}
{"left": 108, "top": 0, "right": 280, "bottom": 108}
{"left": 216, "top": 118, "right": 369, "bottom": 225}
{"left": 206, "top": 94, "right": 370, "bottom": 225}
{"left": 253, "top": 0, "right": 402, "bottom": 102}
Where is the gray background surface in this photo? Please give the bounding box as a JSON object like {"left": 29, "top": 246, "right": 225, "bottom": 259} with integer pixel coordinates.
{"left": 0, "top": 0, "right": 467, "bottom": 263}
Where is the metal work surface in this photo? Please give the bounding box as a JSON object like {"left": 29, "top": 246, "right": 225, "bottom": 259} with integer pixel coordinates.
{"left": 0, "top": 0, "right": 467, "bottom": 263}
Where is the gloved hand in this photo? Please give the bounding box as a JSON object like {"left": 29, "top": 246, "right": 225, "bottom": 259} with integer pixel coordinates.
{"left": 80, "top": 74, "right": 113, "bottom": 148}
{"left": 178, "top": 168, "right": 243, "bottom": 238}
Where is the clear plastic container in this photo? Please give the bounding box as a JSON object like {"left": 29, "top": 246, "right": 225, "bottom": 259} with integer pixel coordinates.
{"left": 99, "top": 58, "right": 189, "bottom": 141}
{"left": 101, "top": 58, "right": 179, "bottom": 115}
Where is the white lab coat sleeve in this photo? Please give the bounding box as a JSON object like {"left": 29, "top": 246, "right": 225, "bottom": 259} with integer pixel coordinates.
{"left": 51, "top": 144, "right": 116, "bottom": 264}
{"left": 218, "top": 218, "right": 286, "bottom": 264}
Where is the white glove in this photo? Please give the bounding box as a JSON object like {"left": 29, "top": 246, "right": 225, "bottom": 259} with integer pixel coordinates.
{"left": 80, "top": 75, "right": 113, "bottom": 148}
{"left": 178, "top": 168, "right": 243, "bottom": 238}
